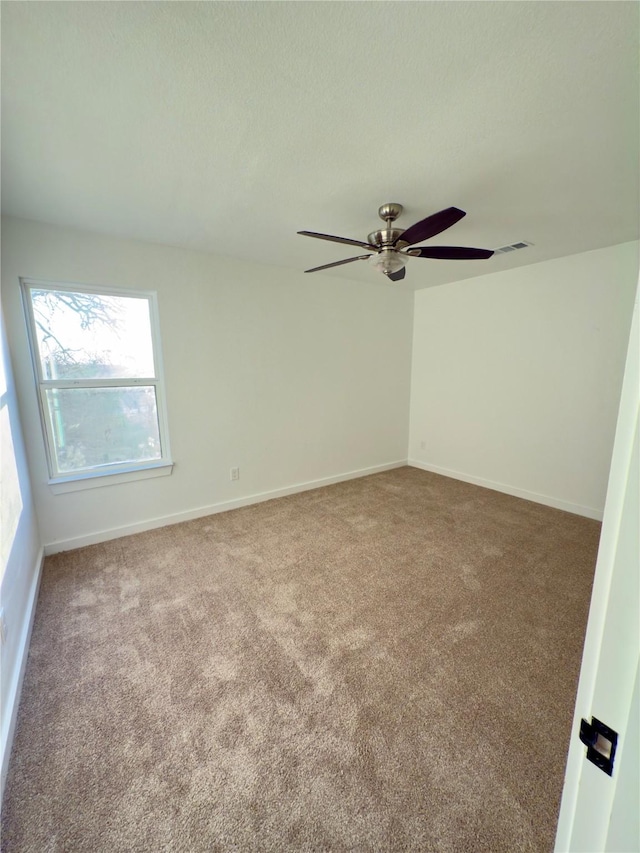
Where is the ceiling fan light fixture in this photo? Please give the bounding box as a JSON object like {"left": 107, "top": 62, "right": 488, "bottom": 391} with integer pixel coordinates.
{"left": 369, "top": 248, "right": 407, "bottom": 275}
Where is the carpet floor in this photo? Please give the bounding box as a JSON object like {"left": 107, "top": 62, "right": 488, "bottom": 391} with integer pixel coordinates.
{"left": 1, "top": 467, "right": 600, "bottom": 852}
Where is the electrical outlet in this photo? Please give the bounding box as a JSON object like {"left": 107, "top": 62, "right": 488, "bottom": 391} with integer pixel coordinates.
{"left": 0, "top": 608, "right": 7, "bottom": 645}
{"left": 230, "top": 467, "right": 239, "bottom": 481}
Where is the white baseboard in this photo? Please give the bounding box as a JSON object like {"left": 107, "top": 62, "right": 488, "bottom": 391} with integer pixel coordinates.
{"left": 1, "top": 547, "right": 44, "bottom": 802}
{"left": 407, "top": 459, "right": 603, "bottom": 521}
{"left": 44, "top": 460, "right": 408, "bottom": 554}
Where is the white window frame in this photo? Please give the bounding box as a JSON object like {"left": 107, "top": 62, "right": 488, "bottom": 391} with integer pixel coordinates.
{"left": 21, "top": 278, "right": 173, "bottom": 492}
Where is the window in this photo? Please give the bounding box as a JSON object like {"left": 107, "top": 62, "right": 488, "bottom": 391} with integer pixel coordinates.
{"left": 21, "top": 279, "right": 172, "bottom": 488}
{"left": 1, "top": 319, "right": 24, "bottom": 575}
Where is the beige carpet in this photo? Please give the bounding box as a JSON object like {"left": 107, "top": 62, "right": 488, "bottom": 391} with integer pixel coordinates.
{"left": 2, "top": 467, "right": 600, "bottom": 852}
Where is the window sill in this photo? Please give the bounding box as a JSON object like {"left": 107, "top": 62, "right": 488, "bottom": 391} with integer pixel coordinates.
{"left": 49, "top": 462, "right": 174, "bottom": 494}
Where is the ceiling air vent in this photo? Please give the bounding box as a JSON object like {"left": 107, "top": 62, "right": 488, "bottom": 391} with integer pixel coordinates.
{"left": 493, "top": 240, "right": 533, "bottom": 254}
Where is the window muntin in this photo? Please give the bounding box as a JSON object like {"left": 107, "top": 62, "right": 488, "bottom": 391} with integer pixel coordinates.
{"left": 22, "top": 280, "right": 171, "bottom": 483}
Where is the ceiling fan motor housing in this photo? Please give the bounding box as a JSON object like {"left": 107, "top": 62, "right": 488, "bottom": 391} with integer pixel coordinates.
{"left": 368, "top": 228, "right": 406, "bottom": 248}
{"left": 372, "top": 203, "right": 407, "bottom": 249}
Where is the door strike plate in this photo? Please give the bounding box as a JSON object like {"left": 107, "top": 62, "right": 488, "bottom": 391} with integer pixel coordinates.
{"left": 579, "top": 716, "right": 618, "bottom": 776}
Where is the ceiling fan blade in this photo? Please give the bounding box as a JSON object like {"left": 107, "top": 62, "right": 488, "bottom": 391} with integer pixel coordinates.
{"left": 410, "top": 246, "right": 494, "bottom": 260}
{"left": 298, "top": 231, "right": 376, "bottom": 251}
{"left": 385, "top": 267, "right": 406, "bottom": 282}
{"left": 396, "top": 207, "right": 466, "bottom": 247}
{"left": 304, "top": 255, "right": 370, "bottom": 273}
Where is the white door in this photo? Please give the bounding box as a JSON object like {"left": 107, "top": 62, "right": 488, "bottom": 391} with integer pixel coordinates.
{"left": 555, "top": 282, "right": 639, "bottom": 852}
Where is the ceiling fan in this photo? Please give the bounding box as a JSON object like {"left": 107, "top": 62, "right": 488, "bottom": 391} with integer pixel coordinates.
{"left": 298, "top": 203, "right": 493, "bottom": 282}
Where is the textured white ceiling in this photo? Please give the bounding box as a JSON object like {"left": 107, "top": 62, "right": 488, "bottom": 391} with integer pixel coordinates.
{"left": 2, "top": 1, "right": 638, "bottom": 290}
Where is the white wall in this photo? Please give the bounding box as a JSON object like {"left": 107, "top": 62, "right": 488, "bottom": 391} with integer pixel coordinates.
{"left": 2, "top": 217, "right": 414, "bottom": 550}
{"left": 408, "top": 242, "right": 639, "bottom": 518}
{"left": 0, "top": 312, "right": 43, "bottom": 797}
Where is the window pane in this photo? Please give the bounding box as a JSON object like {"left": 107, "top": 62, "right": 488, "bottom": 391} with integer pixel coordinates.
{"left": 31, "top": 289, "right": 155, "bottom": 380}
{"left": 45, "top": 386, "right": 162, "bottom": 473}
